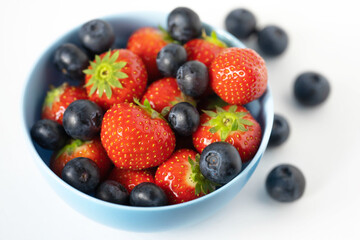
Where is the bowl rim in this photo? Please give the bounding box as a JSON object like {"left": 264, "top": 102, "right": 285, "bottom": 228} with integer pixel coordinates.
{"left": 21, "top": 10, "right": 274, "bottom": 212}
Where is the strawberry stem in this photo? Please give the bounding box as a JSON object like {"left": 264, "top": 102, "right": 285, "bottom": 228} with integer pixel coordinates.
{"left": 83, "top": 50, "right": 128, "bottom": 99}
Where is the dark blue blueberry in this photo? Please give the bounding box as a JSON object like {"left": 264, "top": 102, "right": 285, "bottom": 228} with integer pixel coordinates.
{"left": 79, "top": 19, "right": 115, "bottom": 54}
{"left": 294, "top": 72, "right": 330, "bottom": 106}
{"left": 167, "top": 7, "right": 202, "bottom": 44}
{"left": 225, "top": 8, "right": 257, "bottom": 39}
{"left": 156, "top": 43, "right": 187, "bottom": 77}
{"left": 95, "top": 180, "right": 129, "bottom": 205}
{"left": 176, "top": 60, "right": 209, "bottom": 98}
{"left": 63, "top": 100, "right": 103, "bottom": 141}
{"left": 168, "top": 102, "right": 200, "bottom": 136}
{"left": 61, "top": 157, "right": 100, "bottom": 193}
{"left": 257, "top": 25, "right": 289, "bottom": 56}
{"left": 54, "top": 43, "right": 89, "bottom": 81}
{"left": 199, "top": 142, "right": 242, "bottom": 185}
{"left": 30, "top": 119, "right": 68, "bottom": 150}
{"left": 269, "top": 114, "right": 290, "bottom": 147}
{"left": 266, "top": 164, "right": 306, "bottom": 202}
{"left": 129, "top": 182, "right": 168, "bottom": 207}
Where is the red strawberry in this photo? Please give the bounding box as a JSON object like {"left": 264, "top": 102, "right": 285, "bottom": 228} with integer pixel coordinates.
{"left": 100, "top": 99, "right": 176, "bottom": 170}
{"left": 192, "top": 105, "right": 261, "bottom": 163}
{"left": 127, "top": 27, "right": 170, "bottom": 81}
{"left": 209, "top": 47, "right": 267, "bottom": 105}
{"left": 83, "top": 49, "right": 147, "bottom": 110}
{"left": 155, "top": 149, "right": 216, "bottom": 204}
{"left": 41, "top": 83, "right": 88, "bottom": 124}
{"left": 50, "top": 138, "right": 112, "bottom": 180}
{"left": 184, "top": 31, "right": 226, "bottom": 68}
{"left": 107, "top": 168, "right": 155, "bottom": 193}
{"left": 140, "top": 77, "right": 195, "bottom": 114}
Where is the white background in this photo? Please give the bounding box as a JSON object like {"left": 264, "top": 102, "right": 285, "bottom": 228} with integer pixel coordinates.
{"left": 1, "top": 0, "right": 360, "bottom": 239}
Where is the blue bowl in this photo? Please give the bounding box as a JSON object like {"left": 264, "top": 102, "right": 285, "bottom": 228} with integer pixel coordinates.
{"left": 22, "top": 11, "right": 274, "bottom": 232}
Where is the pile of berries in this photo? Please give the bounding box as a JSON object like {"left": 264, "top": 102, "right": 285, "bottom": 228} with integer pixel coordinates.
{"left": 30, "top": 6, "right": 330, "bottom": 206}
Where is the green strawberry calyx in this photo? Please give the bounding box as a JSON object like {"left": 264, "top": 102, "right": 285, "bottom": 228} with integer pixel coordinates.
{"left": 158, "top": 25, "right": 178, "bottom": 43}
{"left": 188, "top": 154, "right": 218, "bottom": 195}
{"left": 43, "top": 83, "right": 67, "bottom": 109}
{"left": 54, "top": 139, "right": 85, "bottom": 159}
{"left": 202, "top": 105, "right": 254, "bottom": 141}
{"left": 133, "top": 98, "right": 167, "bottom": 121}
{"left": 83, "top": 50, "right": 128, "bottom": 99}
{"left": 202, "top": 30, "right": 227, "bottom": 48}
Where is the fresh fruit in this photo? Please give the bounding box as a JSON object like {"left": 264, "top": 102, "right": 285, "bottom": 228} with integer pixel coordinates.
{"left": 129, "top": 182, "right": 168, "bottom": 207}
{"left": 127, "top": 27, "right": 169, "bottom": 81}
{"left": 54, "top": 43, "right": 89, "bottom": 81}
{"left": 294, "top": 72, "right": 330, "bottom": 106}
{"left": 95, "top": 180, "right": 129, "bottom": 205}
{"left": 193, "top": 104, "right": 261, "bottom": 163}
{"left": 155, "top": 149, "right": 216, "bottom": 204}
{"left": 167, "top": 7, "right": 202, "bottom": 44}
{"left": 225, "top": 8, "right": 257, "bottom": 39}
{"left": 107, "top": 168, "right": 155, "bottom": 193}
{"left": 62, "top": 99, "right": 104, "bottom": 141}
{"left": 41, "top": 83, "right": 88, "bottom": 125}
{"left": 62, "top": 157, "right": 100, "bottom": 193}
{"left": 168, "top": 102, "right": 200, "bottom": 136}
{"left": 184, "top": 31, "right": 226, "bottom": 68}
{"left": 156, "top": 43, "right": 187, "bottom": 77}
{"left": 257, "top": 25, "right": 289, "bottom": 57}
{"left": 266, "top": 164, "right": 306, "bottom": 202}
{"left": 199, "top": 142, "right": 242, "bottom": 185}
{"left": 176, "top": 60, "right": 209, "bottom": 98}
{"left": 100, "top": 100, "right": 176, "bottom": 170}
{"left": 78, "top": 19, "right": 115, "bottom": 54}
{"left": 141, "top": 77, "right": 195, "bottom": 114}
{"left": 269, "top": 114, "right": 290, "bottom": 147}
{"left": 83, "top": 49, "right": 148, "bottom": 110}
{"left": 50, "top": 138, "right": 112, "bottom": 180}
{"left": 30, "top": 119, "right": 68, "bottom": 150}
{"left": 210, "top": 47, "right": 268, "bottom": 105}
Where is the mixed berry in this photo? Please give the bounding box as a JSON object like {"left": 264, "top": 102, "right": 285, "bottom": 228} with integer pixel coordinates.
{"left": 30, "top": 6, "right": 330, "bottom": 207}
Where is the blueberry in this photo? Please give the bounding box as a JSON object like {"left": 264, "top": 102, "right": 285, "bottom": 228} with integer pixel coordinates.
{"left": 266, "top": 164, "right": 306, "bottom": 202}
{"left": 168, "top": 102, "right": 200, "bottom": 136}
{"left": 129, "top": 182, "right": 168, "bottom": 207}
{"left": 156, "top": 43, "right": 187, "bottom": 77}
{"left": 257, "top": 25, "right": 289, "bottom": 56}
{"left": 225, "top": 8, "right": 257, "bottom": 39}
{"left": 30, "top": 119, "right": 68, "bottom": 150}
{"left": 63, "top": 100, "right": 103, "bottom": 141}
{"left": 61, "top": 157, "right": 100, "bottom": 193}
{"left": 269, "top": 114, "right": 290, "bottom": 147}
{"left": 95, "top": 180, "right": 129, "bottom": 205}
{"left": 294, "top": 72, "right": 330, "bottom": 106}
{"left": 79, "top": 19, "right": 115, "bottom": 54}
{"left": 176, "top": 60, "right": 209, "bottom": 98}
{"left": 54, "top": 43, "right": 89, "bottom": 81}
{"left": 199, "top": 142, "right": 242, "bottom": 185}
{"left": 167, "top": 7, "right": 202, "bottom": 44}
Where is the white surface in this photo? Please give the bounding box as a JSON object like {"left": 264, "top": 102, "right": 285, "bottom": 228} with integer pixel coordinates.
{"left": 1, "top": 0, "right": 360, "bottom": 239}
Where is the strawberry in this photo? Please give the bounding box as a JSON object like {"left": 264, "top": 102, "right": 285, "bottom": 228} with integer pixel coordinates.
{"left": 100, "top": 99, "right": 176, "bottom": 170}
{"left": 83, "top": 49, "right": 147, "bottom": 110}
{"left": 140, "top": 77, "right": 195, "bottom": 114}
{"left": 209, "top": 47, "right": 267, "bottom": 105}
{"left": 107, "top": 168, "right": 155, "bottom": 193}
{"left": 50, "top": 138, "right": 112, "bottom": 180}
{"left": 127, "top": 27, "right": 170, "bottom": 81}
{"left": 184, "top": 31, "right": 227, "bottom": 68}
{"left": 41, "top": 82, "right": 88, "bottom": 124}
{"left": 155, "top": 149, "right": 216, "bottom": 204}
{"left": 192, "top": 105, "right": 261, "bottom": 163}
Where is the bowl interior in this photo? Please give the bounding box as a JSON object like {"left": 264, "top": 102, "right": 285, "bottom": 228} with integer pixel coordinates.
{"left": 22, "top": 11, "right": 273, "bottom": 231}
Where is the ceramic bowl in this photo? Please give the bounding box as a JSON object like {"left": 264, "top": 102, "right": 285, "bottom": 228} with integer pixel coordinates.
{"left": 22, "top": 11, "right": 274, "bottom": 232}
